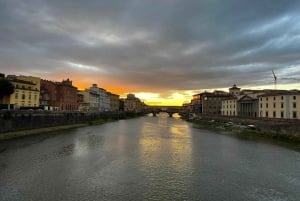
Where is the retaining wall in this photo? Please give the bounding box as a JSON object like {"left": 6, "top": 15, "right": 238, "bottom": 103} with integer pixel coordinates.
{"left": 191, "top": 114, "right": 300, "bottom": 135}
{"left": 0, "top": 111, "right": 138, "bottom": 133}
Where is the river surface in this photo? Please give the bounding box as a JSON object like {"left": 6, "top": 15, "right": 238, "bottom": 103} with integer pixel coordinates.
{"left": 0, "top": 114, "right": 300, "bottom": 201}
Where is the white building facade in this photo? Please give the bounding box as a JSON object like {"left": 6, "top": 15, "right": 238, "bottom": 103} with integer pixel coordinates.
{"left": 258, "top": 92, "right": 300, "bottom": 119}
{"left": 222, "top": 97, "right": 238, "bottom": 116}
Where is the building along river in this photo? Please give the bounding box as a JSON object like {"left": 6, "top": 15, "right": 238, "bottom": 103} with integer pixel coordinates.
{"left": 0, "top": 113, "right": 300, "bottom": 201}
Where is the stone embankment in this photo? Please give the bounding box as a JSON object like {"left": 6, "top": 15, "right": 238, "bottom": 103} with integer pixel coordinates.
{"left": 0, "top": 111, "right": 142, "bottom": 140}
{"left": 184, "top": 114, "right": 300, "bottom": 144}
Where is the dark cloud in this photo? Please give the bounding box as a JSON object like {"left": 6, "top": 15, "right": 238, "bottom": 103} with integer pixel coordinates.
{"left": 1, "top": 0, "right": 300, "bottom": 91}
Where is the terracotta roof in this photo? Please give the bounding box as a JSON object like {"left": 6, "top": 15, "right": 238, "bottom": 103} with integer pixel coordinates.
{"left": 10, "top": 79, "right": 35, "bottom": 85}
{"left": 258, "top": 90, "right": 300, "bottom": 97}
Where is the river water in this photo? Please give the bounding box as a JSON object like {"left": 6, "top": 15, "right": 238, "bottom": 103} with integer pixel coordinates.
{"left": 0, "top": 114, "right": 300, "bottom": 201}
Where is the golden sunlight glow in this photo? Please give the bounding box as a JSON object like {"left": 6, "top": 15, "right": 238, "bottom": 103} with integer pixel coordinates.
{"left": 139, "top": 118, "right": 192, "bottom": 172}
{"left": 46, "top": 71, "right": 300, "bottom": 107}
{"left": 132, "top": 92, "right": 190, "bottom": 106}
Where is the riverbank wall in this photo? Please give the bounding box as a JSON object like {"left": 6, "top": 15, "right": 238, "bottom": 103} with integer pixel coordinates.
{"left": 0, "top": 111, "right": 142, "bottom": 134}
{"left": 185, "top": 115, "right": 300, "bottom": 143}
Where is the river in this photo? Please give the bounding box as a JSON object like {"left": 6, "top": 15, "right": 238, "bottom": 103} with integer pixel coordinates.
{"left": 0, "top": 114, "right": 300, "bottom": 201}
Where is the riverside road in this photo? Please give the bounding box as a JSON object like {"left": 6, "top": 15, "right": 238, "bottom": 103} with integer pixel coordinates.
{"left": 0, "top": 114, "right": 299, "bottom": 201}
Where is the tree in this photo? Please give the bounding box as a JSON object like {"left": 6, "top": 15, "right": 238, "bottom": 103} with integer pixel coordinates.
{"left": 0, "top": 79, "right": 14, "bottom": 102}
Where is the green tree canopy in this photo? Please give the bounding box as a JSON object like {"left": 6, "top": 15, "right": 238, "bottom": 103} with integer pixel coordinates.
{"left": 0, "top": 79, "right": 14, "bottom": 99}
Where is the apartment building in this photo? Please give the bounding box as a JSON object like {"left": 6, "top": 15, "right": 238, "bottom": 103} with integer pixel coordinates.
{"left": 78, "top": 89, "right": 99, "bottom": 111}
{"left": 107, "top": 92, "right": 120, "bottom": 112}
{"left": 258, "top": 91, "right": 300, "bottom": 119}
{"left": 40, "top": 79, "right": 78, "bottom": 111}
{"left": 99, "top": 87, "right": 110, "bottom": 112}
{"left": 201, "top": 91, "right": 230, "bottom": 115}
{"left": 124, "top": 94, "right": 143, "bottom": 113}
{"left": 3, "top": 75, "right": 40, "bottom": 109}
{"left": 222, "top": 97, "right": 238, "bottom": 116}
{"left": 190, "top": 93, "right": 202, "bottom": 114}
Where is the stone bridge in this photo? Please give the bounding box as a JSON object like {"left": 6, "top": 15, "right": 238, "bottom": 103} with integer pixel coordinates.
{"left": 143, "top": 106, "right": 183, "bottom": 117}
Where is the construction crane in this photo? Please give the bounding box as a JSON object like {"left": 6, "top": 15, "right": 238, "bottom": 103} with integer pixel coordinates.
{"left": 281, "top": 77, "right": 300, "bottom": 82}
{"left": 272, "top": 70, "right": 277, "bottom": 89}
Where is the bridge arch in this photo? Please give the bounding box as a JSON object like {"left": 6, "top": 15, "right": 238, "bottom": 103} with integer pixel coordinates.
{"left": 143, "top": 106, "right": 183, "bottom": 117}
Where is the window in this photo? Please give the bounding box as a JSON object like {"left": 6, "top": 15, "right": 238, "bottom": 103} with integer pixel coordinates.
{"left": 281, "top": 96, "right": 284, "bottom": 100}
{"left": 15, "top": 93, "right": 18, "bottom": 99}
{"left": 293, "top": 96, "right": 296, "bottom": 100}
{"left": 273, "top": 103, "right": 276, "bottom": 108}
{"left": 22, "top": 94, "right": 25, "bottom": 100}
{"left": 273, "top": 97, "right": 276, "bottom": 100}
{"left": 281, "top": 111, "right": 284, "bottom": 118}
{"left": 266, "top": 97, "right": 268, "bottom": 101}
{"left": 293, "top": 111, "right": 297, "bottom": 119}
{"left": 265, "top": 111, "right": 268, "bottom": 117}
{"left": 273, "top": 111, "right": 276, "bottom": 118}
{"left": 260, "top": 98, "right": 262, "bottom": 101}
{"left": 281, "top": 103, "right": 284, "bottom": 108}
{"left": 260, "top": 103, "right": 262, "bottom": 108}
{"left": 293, "top": 102, "right": 296, "bottom": 108}
{"left": 266, "top": 103, "right": 268, "bottom": 108}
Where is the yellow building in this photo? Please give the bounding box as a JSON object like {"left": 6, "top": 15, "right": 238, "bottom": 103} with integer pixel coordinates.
{"left": 258, "top": 91, "right": 300, "bottom": 119}
{"left": 3, "top": 75, "right": 41, "bottom": 109}
{"left": 107, "top": 92, "right": 120, "bottom": 111}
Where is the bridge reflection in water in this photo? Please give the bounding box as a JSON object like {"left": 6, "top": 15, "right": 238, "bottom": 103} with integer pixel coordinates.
{"left": 147, "top": 112, "right": 182, "bottom": 118}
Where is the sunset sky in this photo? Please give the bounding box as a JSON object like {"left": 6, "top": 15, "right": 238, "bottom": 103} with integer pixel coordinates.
{"left": 1, "top": 0, "right": 300, "bottom": 105}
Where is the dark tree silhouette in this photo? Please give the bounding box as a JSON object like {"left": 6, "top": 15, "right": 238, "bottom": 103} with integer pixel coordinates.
{"left": 0, "top": 79, "right": 14, "bottom": 101}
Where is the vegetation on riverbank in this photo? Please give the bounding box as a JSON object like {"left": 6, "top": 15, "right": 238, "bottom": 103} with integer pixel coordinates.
{"left": 187, "top": 119, "right": 300, "bottom": 144}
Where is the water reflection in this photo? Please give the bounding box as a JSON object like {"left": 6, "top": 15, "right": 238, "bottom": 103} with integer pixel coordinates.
{"left": 139, "top": 116, "right": 193, "bottom": 199}
{"left": 1, "top": 116, "right": 300, "bottom": 201}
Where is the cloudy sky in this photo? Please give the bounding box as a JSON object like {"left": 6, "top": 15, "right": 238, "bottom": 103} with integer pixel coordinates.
{"left": 1, "top": 0, "right": 300, "bottom": 105}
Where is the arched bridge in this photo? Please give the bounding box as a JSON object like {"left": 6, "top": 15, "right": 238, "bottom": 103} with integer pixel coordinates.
{"left": 143, "top": 106, "right": 183, "bottom": 117}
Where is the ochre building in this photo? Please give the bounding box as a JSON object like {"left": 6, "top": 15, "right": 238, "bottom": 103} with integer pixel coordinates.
{"left": 3, "top": 75, "right": 40, "bottom": 109}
